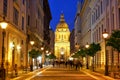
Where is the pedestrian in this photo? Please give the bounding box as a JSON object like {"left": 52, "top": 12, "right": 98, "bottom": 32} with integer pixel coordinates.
{"left": 14, "top": 64, "right": 18, "bottom": 77}
{"left": 52, "top": 61, "right": 55, "bottom": 67}
{"left": 39, "top": 63, "right": 41, "bottom": 68}
{"left": 74, "top": 60, "right": 79, "bottom": 70}
{"left": 79, "top": 61, "right": 83, "bottom": 70}
{"left": 65, "top": 61, "right": 68, "bottom": 68}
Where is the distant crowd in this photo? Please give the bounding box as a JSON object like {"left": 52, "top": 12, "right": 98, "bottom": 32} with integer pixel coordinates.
{"left": 52, "top": 59, "right": 83, "bottom": 70}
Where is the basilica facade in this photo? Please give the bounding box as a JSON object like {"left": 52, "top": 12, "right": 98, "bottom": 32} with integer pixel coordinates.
{"left": 54, "top": 14, "right": 70, "bottom": 61}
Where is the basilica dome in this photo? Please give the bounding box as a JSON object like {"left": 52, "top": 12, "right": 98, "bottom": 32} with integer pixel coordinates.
{"left": 56, "top": 14, "right": 69, "bottom": 30}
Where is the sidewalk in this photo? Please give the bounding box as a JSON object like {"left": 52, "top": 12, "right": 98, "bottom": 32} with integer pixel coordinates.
{"left": 6, "top": 65, "right": 51, "bottom": 80}
{"left": 81, "top": 68, "right": 118, "bottom": 80}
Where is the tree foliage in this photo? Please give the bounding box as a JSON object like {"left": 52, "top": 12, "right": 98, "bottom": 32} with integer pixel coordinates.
{"left": 88, "top": 43, "right": 101, "bottom": 57}
{"left": 48, "top": 54, "right": 56, "bottom": 59}
{"left": 107, "top": 30, "right": 120, "bottom": 52}
{"left": 71, "top": 52, "right": 80, "bottom": 58}
{"left": 29, "top": 49, "right": 42, "bottom": 58}
{"left": 77, "top": 48, "right": 86, "bottom": 57}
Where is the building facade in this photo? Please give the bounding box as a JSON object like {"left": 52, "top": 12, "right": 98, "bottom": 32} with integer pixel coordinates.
{"left": 79, "top": 0, "right": 91, "bottom": 47}
{"left": 54, "top": 14, "right": 70, "bottom": 61}
{"left": 0, "top": 0, "right": 27, "bottom": 72}
{"left": 74, "top": 2, "right": 82, "bottom": 51}
{"left": 90, "top": 0, "right": 120, "bottom": 70}
{"left": 43, "top": 0, "right": 52, "bottom": 47}
{"left": 49, "top": 28, "right": 54, "bottom": 54}
{"left": 77, "top": 0, "right": 92, "bottom": 67}
{"left": 0, "top": 0, "right": 52, "bottom": 77}
{"left": 26, "top": 0, "right": 45, "bottom": 67}
{"left": 70, "top": 29, "right": 75, "bottom": 54}
{"left": 79, "top": 0, "right": 120, "bottom": 72}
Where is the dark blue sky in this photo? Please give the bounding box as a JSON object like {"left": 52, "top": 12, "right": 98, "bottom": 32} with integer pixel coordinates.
{"left": 48, "top": 0, "right": 83, "bottom": 32}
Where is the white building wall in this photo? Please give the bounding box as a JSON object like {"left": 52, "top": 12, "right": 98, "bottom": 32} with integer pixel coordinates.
{"left": 89, "top": 0, "right": 120, "bottom": 69}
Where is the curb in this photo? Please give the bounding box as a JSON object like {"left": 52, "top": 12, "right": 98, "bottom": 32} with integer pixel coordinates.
{"left": 81, "top": 69, "right": 115, "bottom": 80}
{"left": 8, "top": 65, "right": 52, "bottom": 80}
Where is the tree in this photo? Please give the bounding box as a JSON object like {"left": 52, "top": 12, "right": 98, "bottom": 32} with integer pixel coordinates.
{"left": 48, "top": 54, "right": 56, "bottom": 59}
{"left": 29, "top": 49, "right": 42, "bottom": 71}
{"left": 88, "top": 43, "right": 101, "bottom": 71}
{"left": 29, "top": 49, "right": 42, "bottom": 58}
{"left": 35, "top": 50, "right": 42, "bottom": 68}
{"left": 36, "top": 50, "right": 42, "bottom": 57}
{"left": 77, "top": 48, "right": 90, "bottom": 69}
{"left": 85, "top": 48, "right": 92, "bottom": 69}
{"left": 71, "top": 53, "right": 80, "bottom": 58}
{"left": 77, "top": 48, "right": 86, "bottom": 62}
{"left": 107, "top": 30, "right": 120, "bottom": 68}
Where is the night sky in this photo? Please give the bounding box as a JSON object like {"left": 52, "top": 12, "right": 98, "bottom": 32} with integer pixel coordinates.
{"left": 48, "top": 0, "right": 83, "bottom": 32}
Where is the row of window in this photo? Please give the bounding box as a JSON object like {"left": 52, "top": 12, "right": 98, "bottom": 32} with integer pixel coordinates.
{"left": 3, "top": 0, "right": 25, "bottom": 30}
{"left": 3, "top": 0, "right": 8, "bottom": 16}
{"left": 56, "top": 34, "right": 68, "bottom": 41}
{"left": 93, "top": 8, "right": 120, "bottom": 43}
{"left": 92, "top": 0, "right": 120, "bottom": 43}
{"left": 13, "top": 7, "right": 24, "bottom": 30}
{"left": 93, "top": 24, "right": 104, "bottom": 42}
{"left": 91, "top": 1, "right": 103, "bottom": 24}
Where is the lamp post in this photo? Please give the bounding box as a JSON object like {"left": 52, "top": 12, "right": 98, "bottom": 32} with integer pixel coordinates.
{"left": 85, "top": 42, "right": 89, "bottom": 69}
{"left": 41, "top": 46, "right": 45, "bottom": 65}
{"left": 0, "top": 21, "right": 8, "bottom": 80}
{"left": 102, "top": 29, "right": 109, "bottom": 76}
{"left": 30, "top": 41, "right": 34, "bottom": 71}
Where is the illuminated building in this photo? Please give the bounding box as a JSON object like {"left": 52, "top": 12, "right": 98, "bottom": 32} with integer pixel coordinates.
{"left": 0, "top": 0, "right": 27, "bottom": 72}
{"left": 54, "top": 14, "right": 70, "bottom": 61}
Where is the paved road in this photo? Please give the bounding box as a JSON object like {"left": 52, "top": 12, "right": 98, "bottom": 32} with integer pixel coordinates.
{"left": 29, "top": 66, "right": 96, "bottom": 80}
{"left": 10, "top": 65, "right": 115, "bottom": 80}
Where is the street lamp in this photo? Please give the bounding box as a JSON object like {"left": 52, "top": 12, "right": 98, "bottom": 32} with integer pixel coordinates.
{"left": 41, "top": 46, "right": 44, "bottom": 50}
{"left": 85, "top": 42, "right": 89, "bottom": 48}
{"left": 85, "top": 42, "right": 89, "bottom": 69}
{"left": 46, "top": 50, "right": 49, "bottom": 54}
{"left": 102, "top": 29, "right": 109, "bottom": 76}
{"left": 30, "top": 41, "right": 35, "bottom": 46}
{"left": 0, "top": 21, "right": 8, "bottom": 80}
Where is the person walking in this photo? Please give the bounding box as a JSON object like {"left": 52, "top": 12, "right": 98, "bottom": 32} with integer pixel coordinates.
{"left": 52, "top": 61, "right": 55, "bottom": 67}
{"left": 65, "top": 61, "right": 68, "bottom": 68}
{"left": 14, "top": 64, "right": 18, "bottom": 77}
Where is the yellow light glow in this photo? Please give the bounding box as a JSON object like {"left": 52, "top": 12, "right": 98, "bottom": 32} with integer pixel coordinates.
{"left": 0, "top": 22, "right": 8, "bottom": 29}
{"left": 46, "top": 53, "right": 50, "bottom": 56}
{"left": 102, "top": 29, "right": 109, "bottom": 39}
{"left": 17, "top": 45, "right": 21, "bottom": 50}
{"left": 41, "top": 47, "right": 44, "bottom": 50}
{"left": 61, "top": 51, "right": 64, "bottom": 55}
{"left": 85, "top": 43, "right": 89, "bottom": 48}
{"left": 30, "top": 41, "right": 34, "bottom": 45}
{"left": 69, "top": 57, "right": 73, "bottom": 61}
{"left": 103, "top": 33, "right": 108, "bottom": 39}
{"left": 10, "top": 42, "right": 14, "bottom": 49}
{"left": 46, "top": 50, "right": 49, "bottom": 53}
